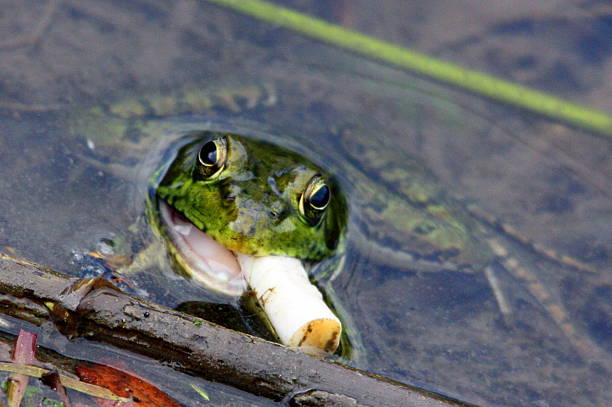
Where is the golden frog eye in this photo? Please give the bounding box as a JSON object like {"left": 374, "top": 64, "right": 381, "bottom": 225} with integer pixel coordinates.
{"left": 197, "top": 136, "right": 227, "bottom": 179}
{"left": 299, "top": 175, "right": 331, "bottom": 225}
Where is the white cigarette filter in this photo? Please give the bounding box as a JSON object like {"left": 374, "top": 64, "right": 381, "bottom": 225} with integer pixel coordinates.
{"left": 237, "top": 254, "right": 342, "bottom": 354}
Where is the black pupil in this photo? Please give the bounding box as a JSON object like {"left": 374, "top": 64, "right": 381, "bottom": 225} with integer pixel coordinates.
{"left": 200, "top": 141, "right": 217, "bottom": 166}
{"left": 309, "top": 185, "right": 330, "bottom": 209}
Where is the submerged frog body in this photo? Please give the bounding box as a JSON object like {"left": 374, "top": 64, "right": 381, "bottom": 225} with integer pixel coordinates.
{"left": 69, "top": 82, "right": 597, "bottom": 357}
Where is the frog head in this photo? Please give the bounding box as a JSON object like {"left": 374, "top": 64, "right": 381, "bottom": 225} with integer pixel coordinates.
{"left": 154, "top": 131, "right": 347, "bottom": 295}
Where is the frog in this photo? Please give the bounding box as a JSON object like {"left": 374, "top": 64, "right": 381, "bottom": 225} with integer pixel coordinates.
{"left": 66, "top": 79, "right": 598, "bottom": 359}
{"left": 152, "top": 130, "right": 347, "bottom": 295}
{"left": 69, "top": 83, "right": 355, "bottom": 353}
{"left": 70, "top": 83, "right": 347, "bottom": 282}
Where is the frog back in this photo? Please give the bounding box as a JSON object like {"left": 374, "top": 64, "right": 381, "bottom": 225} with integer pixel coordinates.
{"left": 335, "top": 126, "right": 495, "bottom": 273}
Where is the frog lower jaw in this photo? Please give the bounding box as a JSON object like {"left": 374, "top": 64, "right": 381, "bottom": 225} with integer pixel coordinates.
{"left": 159, "top": 200, "right": 247, "bottom": 296}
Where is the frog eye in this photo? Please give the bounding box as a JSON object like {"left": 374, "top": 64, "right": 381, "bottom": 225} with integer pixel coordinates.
{"left": 299, "top": 175, "right": 331, "bottom": 225}
{"left": 197, "top": 137, "right": 228, "bottom": 179}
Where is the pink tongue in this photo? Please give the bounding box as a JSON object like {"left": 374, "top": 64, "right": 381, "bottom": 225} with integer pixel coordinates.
{"left": 159, "top": 201, "right": 243, "bottom": 285}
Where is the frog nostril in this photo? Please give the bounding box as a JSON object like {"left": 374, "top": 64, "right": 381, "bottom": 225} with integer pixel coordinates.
{"left": 269, "top": 209, "right": 288, "bottom": 223}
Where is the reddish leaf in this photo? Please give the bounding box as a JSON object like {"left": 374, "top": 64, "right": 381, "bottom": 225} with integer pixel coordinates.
{"left": 13, "top": 329, "right": 37, "bottom": 364}
{"left": 75, "top": 362, "right": 180, "bottom": 407}
{"left": 8, "top": 330, "right": 38, "bottom": 407}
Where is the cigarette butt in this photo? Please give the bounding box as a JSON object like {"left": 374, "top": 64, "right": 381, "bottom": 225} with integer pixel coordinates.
{"left": 237, "top": 254, "right": 341, "bottom": 354}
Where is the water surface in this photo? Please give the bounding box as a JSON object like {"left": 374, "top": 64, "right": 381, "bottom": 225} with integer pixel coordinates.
{"left": 0, "top": 1, "right": 610, "bottom": 405}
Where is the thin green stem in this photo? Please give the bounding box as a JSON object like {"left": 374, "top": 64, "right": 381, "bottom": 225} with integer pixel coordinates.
{"left": 206, "top": 0, "right": 612, "bottom": 136}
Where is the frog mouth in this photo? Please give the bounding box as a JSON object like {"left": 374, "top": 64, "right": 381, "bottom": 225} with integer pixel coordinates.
{"left": 158, "top": 199, "right": 342, "bottom": 354}
{"left": 159, "top": 200, "right": 247, "bottom": 296}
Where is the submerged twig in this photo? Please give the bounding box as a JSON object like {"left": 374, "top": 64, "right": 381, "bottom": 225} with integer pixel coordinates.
{"left": 0, "top": 101, "right": 62, "bottom": 113}
{"left": 0, "top": 0, "right": 61, "bottom": 49}
{"left": 0, "top": 362, "right": 128, "bottom": 402}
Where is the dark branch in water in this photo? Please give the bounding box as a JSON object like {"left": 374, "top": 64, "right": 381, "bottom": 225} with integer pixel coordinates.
{"left": 0, "top": 252, "right": 477, "bottom": 407}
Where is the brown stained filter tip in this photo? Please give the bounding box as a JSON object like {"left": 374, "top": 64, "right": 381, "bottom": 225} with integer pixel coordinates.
{"left": 290, "top": 318, "right": 342, "bottom": 354}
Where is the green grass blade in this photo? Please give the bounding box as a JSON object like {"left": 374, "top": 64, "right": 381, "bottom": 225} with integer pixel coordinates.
{"left": 206, "top": 0, "right": 612, "bottom": 136}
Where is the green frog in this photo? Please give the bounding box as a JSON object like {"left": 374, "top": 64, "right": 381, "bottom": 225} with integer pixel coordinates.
{"left": 68, "top": 81, "right": 596, "bottom": 357}
{"left": 153, "top": 130, "right": 347, "bottom": 295}
{"left": 71, "top": 84, "right": 346, "bottom": 292}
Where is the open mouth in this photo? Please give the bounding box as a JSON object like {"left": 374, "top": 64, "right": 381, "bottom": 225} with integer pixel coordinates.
{"left": 158, "top": 199, "right": 342, "bottom": 354}
{"left": 159, "top": 200, "right": 247, "bottom": 296}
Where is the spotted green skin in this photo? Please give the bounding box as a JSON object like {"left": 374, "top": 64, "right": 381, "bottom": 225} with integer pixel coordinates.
{"left": 336, "top": 126, "right": 494, "bottom": 272}
{"left": 156, "top": 132, "right": 346, "bottom": 260}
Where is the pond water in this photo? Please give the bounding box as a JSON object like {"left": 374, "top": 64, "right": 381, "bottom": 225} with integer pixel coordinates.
{"left": 0, "top": 1, "right": 610, "bottom": 406}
